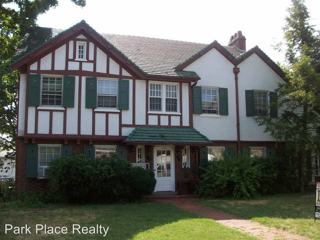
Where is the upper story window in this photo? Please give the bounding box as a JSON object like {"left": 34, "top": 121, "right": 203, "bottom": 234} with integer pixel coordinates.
{"left": 149, "top": 83, "right": 178, "bottom": 113}
{"left": 202, "top": 87, "right": 218, "bottom": 114}
{"left": 254, "top": 91, "right": 268, "bottom": 116}
{"left": 250, "top": 146, "right": 266, "bottom": 158}
{"left": 97, "top": 79, "right": 118, "bottom": 108}
{"left": 182, "top": 146, "right": 191, "bottom": 168}
{"left": 38, "top": 144, "right": 61, "bottom": 178}
{"left": 208, "top": 146, "right": 225, "bottom": 161}
{"left": 95, "top": 145, "right": 116, "bottom": 159}
{"left": 41, "top": 76, "right": 63, "bottom": 106}
{"left": 76, "top": 41, "right": 87, "bottom": 60}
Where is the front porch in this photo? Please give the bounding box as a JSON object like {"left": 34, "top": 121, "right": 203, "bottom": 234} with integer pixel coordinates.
{"left": 125, "top": 127, "right": 210, "bottom": 194}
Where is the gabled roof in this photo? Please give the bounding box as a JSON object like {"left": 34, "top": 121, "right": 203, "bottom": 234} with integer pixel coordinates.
{"left": 125, "top": 127, "right": 210, "bottom": 144}
{"left": 236, "top": 46, "right": 286, "bottom": 80}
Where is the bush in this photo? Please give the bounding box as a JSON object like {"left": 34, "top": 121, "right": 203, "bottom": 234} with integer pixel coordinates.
{"left": 0, "top": 179, "right": 15, "bottom": 202}
{"left": 198, "top": 153, "right": 278, "bottom": 199}
{"left": 48, "top": 155, "right": 155, "bottom": 203}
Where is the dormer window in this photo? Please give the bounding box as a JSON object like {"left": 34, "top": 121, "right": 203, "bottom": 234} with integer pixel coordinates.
{"left": 76, "top": 41, "right": 87, "bottom": 60}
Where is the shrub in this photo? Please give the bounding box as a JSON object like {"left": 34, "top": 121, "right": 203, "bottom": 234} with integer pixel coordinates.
{"left": 0, "top": 179, "right": 15, "bottom": 202}
{"left": 198, "top": 153, "right": 278, "bottom": 199}
{"left": 48, "top": 154, "right": 155, "bottom": 203}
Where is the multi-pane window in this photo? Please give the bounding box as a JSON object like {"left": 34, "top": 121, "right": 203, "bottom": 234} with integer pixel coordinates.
{"left": 166, "top": 85, "right": 177, "bottom": 112}
{"left": 182, "top": 146, "right": 191, "bottom": 168}
{"left": 41, "top": 76, "right": 63, "bottom": 106}
{"left": 202, "top": 87, "right": 218, "bottom": 114}
{"left": 95, "top": 145, "right": 116, "bottom": 159}
{"left": 250, "top": 147, "right": 266, "bottom": 158}
{"left": 254, "top": 91, "right": 268, "bottom": 116}
{"left": 156, "top": 150, "right": 171, "bottom": 177}
{"left": 208, "top": 146, "right": 225, "bottom": 161}
{"left": 149, "top": 83, "right": 162, "bottom": 111}
{"left": 136, "top": 145, "right": 145, "bottom": 163}
{"left": 97, "top": 80, "right": 118, "bottom": 108}
{"left": 76, "top": 41, "right": 87, "bottom": 60}
{"left": 38, "top": 144, "right": 61, "bottom": 178}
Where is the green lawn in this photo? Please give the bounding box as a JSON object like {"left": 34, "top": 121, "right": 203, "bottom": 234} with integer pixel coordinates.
{"left": 0, "top": 201, "right": 255, "bottom": 240}
{"left": 200, "top": 193, "right": 320, "bottom": 240}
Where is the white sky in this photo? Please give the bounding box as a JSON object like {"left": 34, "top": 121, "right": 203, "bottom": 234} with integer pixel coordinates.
{"left": 37, "top": 0, "right": 320, "bottom": 64}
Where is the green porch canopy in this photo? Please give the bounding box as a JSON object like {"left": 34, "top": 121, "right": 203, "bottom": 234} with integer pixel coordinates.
{"left": 125, "top": 127, "right": 210, "bottom": 145}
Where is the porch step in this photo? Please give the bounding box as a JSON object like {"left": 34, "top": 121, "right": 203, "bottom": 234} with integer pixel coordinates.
{"left": 146, "top": 191, "right": 196, "bottom": 199}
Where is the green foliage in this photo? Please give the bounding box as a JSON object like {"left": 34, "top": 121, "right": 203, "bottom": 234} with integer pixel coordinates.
{"left": 48, "top": 155, "right": 155, "bottom": 203}
{"left": 0, "top": 0, "right": 86, "bottom": 151}
{"left": 0, "top": 179, "right": 15, "bottom": 202}
{"left": 198, "top": 154, "right": 278, "bottom": 199}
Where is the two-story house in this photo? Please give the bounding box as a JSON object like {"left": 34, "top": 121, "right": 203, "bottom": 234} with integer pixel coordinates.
{"left": 13, "top": 21, "right": 284, "bottom": 194}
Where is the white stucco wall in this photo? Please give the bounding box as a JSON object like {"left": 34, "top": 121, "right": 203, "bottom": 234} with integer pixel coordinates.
{"left": 238, "top": 53, "right": 284, "bottom": 141}
{"left": 18, "top": 74, "right": 27, "bottom": 136}
{"left": 185, "top": 48, "right": 237, "bottom": 141}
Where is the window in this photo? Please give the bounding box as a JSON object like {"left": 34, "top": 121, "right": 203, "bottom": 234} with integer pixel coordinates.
{"left": 182, "top": 146, "right": 191, "bottom": 168}
{"left": 149, "top": 83, "right": 179, "bottom": 112}
{"left": 254, "top": 91, "right": 268, "bottom": 116}
{"left": 76, "top": 41, "right": 87, "bottom": 60}
{"left": 97, "top": 79, "right": 118, "bottom": 108}
{"left": 41, "top": 76, "right": 63, "bottom": 106}
{"left": 149, "top": 83, "right": 162, "bottom": 111}
{"left": 250, "top": 147, "right": 266, "bottom": 158}
{"left": 95, "top": 145, "right": 116, "bottom": 159}
{"left": 202, "top": 87, "right": 218, "bottom": 114}
{"left": 38, "top": 144, "right": 61, "bottom": 178}
{"left": 166, "top": 85, "right": 177, "bottom": 112}
{"left": 208, "top": 146, "right": 225, "bottom": 161}
{"left": 136, "top": 145, "right": 145, "bottom": 163}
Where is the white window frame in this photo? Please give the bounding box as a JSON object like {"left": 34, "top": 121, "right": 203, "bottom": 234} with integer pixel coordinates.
{"left": 201, "top": 86, "right": 219, "bottom": 115}
{"left": 94, "top": 145, "right": 117, "bottom": 159}
{"left": 182, "top": 146, "right": 191, "bottom": 168}
{"left": 148, "top": 82, "right": 179, "bottom": 113}
{"left": 76, "top": 41, "right": 87, "bottom": 60}
{"left": 249, "top": 146, "right": 267, "bottom": 158}
{"left": 208, "top": 146, "right": 225, "bottom": 161}
{"left": 38, "top": 144, "right": 61, "bottom": 179}
{"left": 40, "top": 75, "right": 63, "bottom": 106}
{"left": 97, "top": 79, "right": 118, "bottom": 109}
{"left": 136, "top": 145, "right": 145, "bottom": 163}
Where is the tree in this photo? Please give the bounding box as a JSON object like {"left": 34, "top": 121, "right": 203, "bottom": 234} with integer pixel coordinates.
{"left": 0, "top": 0, "right": 86, "bottom": 151}
{"left": 258, "top": 0, "right": 320, "bottom": 192}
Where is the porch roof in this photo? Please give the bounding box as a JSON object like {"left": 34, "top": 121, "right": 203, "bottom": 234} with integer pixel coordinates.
{"left": 125, "top": 127, "right": 210, "bottom": 145}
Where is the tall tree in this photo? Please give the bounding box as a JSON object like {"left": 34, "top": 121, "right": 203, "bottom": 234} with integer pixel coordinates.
{"left": 0, "top": 0, "right": 86, "bottom": 151}
{"left": 258, "top": 0, "right": 320, "bottom": 192}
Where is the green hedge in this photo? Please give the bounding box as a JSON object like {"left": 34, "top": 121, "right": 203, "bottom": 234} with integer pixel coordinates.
{"left": 48, "top": 155, "right": 155, "bottom": 203}
{"left": 198, "top": 153, "right": 278, "bottom": 199}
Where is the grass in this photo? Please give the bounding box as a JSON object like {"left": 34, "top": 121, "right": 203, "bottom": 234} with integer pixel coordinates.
{"left": 0, "top": 201, "right": 256, "bottom": 240}
{"left": 200, "top": 193, "right": 320, "bottom": 240}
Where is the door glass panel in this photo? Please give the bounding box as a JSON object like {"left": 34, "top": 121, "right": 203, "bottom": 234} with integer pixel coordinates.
{"left": 156, "top": 149, "right": 171, "bottom": 177}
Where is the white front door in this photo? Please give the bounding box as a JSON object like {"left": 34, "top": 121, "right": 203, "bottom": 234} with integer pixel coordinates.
{"left": 153, "top": 146, "right": 175, "bottom": 192}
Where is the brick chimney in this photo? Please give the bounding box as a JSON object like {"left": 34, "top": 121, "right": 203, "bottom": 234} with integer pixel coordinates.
{"left": 228, "top": 31, "right": 246, "bottom": 51}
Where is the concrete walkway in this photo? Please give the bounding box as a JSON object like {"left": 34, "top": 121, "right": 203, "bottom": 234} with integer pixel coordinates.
{"left": 153, "top": 197, "right": 308, "bottom": 240}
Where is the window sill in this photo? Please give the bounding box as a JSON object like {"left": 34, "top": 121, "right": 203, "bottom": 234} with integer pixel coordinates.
{"left": 75, "top": 58, "right": 87, "bottom": 62}
{"left": 95, "top": 108, "right": 120, "bottom": 113}
{"left": 148, "top": 111, "right": 181, "bottom": 115}
{"left": 199, "top": 114, "right": 222, "bottom": 118}
{"left": 37, "top": 106, "right": 65, "bottom": 110}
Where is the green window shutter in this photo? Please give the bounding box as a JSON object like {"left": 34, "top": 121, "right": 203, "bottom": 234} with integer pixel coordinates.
{"left": 199, "top": 146, "right": 208, "bottom": 167}
{"left": 85, "top": 77, "right": 97, "bottom": 108}
{"left": 225, "top": 145, "right": 236, "bottom": 158}
{"left": 192, "top": 86, "right": 202, "bottom": 114}
{"left": 27, "top": 74, "right": 41, "bottom": 107}
{"left": 63, "top": 76, "right": 75, "bottom": 108}
{"left": 62, "top": 145, "right": 73, "bottom": 157}
{"left": 266, "top": 146, "right": 275, "bottom": 158}
{"left": 241, "top": 146, "right": 250, "bottom": 157}
{"left": 117, "top": 80, "right": 129, "bottom": 110}
{"left": 26, "top": 144, "right": 38, "bottom": 178}
{"left": 219, "top": 88, "right": 228, "bottom": 116}
{"left": 245, "top": 90, "right": 255, "bottom": 117}
{"left": 269, "top": 92, "right": 278, "bottom": 118}
{"left": 116, "top": 145, "right": 128, "bottom": 160}
{"left": 84, "top": 145, "right": 95, "bottom": 159}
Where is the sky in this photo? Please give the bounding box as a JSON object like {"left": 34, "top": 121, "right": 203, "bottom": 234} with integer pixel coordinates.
{"left": 37, "top": 0, "right": 320, "bottom": 64}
